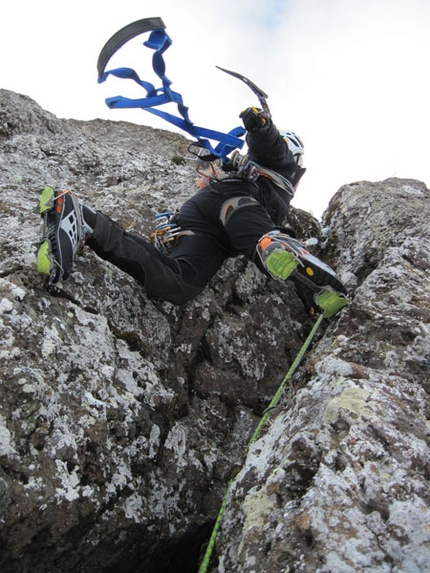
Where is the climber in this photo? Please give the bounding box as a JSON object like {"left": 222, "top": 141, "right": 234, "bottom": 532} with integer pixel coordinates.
{"left": 37, "top": 107, "right": 348, "bottom": 316}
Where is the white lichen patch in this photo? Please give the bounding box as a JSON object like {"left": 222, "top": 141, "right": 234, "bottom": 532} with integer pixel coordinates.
{"left": 0, "top": 416, "right": 16, "bottom": 457}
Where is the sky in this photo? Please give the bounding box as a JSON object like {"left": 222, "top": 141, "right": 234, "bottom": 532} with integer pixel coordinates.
{"left": 2, "top": 0, "right": 430, "bottom": 217}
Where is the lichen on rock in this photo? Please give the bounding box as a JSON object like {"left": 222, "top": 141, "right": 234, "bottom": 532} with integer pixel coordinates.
{"left": 1, "top": 89, "right": 429, "bottom": 573}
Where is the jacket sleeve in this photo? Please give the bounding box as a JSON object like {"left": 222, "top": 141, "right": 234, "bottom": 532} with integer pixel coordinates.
{"left": 246, "top": 120, "right": 295, "bottom": 170}
{"left": 246, "top": 120, "right": 306, "bottom": 186}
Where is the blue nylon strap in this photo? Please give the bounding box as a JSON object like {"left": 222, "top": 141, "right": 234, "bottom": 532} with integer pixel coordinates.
{"left": 98, "top": 29, "right": 245, "bottom": 160}
{"left": 100, "top": 67, "right": 160, "bottom": 97}
{"left": 145, "top": 29, "right": 172, "bottom": 86}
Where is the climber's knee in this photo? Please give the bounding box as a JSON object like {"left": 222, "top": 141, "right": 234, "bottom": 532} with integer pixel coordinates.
{"left": 219, "top": 196, "right": 260, "bottom": 228}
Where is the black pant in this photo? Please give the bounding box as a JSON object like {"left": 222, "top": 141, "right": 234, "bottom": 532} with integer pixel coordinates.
{"left": 88, "top": 199, "right": 277, "bottom": 305}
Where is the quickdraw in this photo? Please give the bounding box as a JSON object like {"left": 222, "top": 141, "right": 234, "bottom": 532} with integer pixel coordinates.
{"left": 228, "top": 150, "right": 295, "bottom": 197}
{"left": 150, "top": 211, "right": 194, "bottom": 253}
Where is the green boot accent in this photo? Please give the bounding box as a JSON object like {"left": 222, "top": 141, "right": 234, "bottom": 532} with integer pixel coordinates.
{"left": 37, "top": 240, "right": 52, "bottom": 275}
{"left": 316, "top": 289, "right": 349, "bottom": 318}
{"left": 266, "top": 250, "right": 299, "bottom": 280}
{"left": 39, "top": 186, "right": 55, "bottom": 214}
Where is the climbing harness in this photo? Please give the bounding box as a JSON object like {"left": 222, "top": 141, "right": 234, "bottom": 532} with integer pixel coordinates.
{"left": 150, "top": 211, "right": 194, "bottom": 253}
{"left": 198, "top": 311, "right": 329, "bottom": 573}
{"left": 228, "top": 150, "right": 295, "bottom": 197}
{"left": 97, "top": 18, "right": 245, "bottom": 162}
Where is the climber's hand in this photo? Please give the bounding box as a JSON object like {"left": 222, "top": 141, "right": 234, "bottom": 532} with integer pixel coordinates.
{"left": 240, "top": 107, "right": 270, "bottom": 131}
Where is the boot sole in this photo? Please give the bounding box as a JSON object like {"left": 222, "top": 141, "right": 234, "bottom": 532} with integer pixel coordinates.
{"left": 37, "top": 187, "right": 56, "bottom": 277}
{"left": 262, "top": 235, "right": 349, "bottom": 317}
{"left": 265, "top": 250, "right": 299, "bottom": 280}
{"left": 37, "top": 187, "right": 82, "bottom": 284}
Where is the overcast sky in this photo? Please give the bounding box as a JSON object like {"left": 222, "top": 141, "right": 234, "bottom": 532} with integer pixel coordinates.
{"left": 2, "top": 0, "right": 430, "bottom": 217}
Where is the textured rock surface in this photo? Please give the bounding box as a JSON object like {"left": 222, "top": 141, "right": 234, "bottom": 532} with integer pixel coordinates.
{"left": 1, "top": 89, "right": 429, "bottom": 572}
{"left": 216, "top": 179, "right": 430, "bottom": 572}
{"left": 0, "top": 90, "right": 311, "bottom": 573}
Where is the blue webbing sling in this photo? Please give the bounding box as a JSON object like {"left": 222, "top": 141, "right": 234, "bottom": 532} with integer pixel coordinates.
{"left": 97, "top": 19, "right": 245, "bottom": 161}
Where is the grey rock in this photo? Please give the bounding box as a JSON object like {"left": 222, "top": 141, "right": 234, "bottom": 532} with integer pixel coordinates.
{"left": 216, "top": 179, "right": 430, "bottom": 573}
{"left": 0, "top": 89, "right": 429, "bottom": 573}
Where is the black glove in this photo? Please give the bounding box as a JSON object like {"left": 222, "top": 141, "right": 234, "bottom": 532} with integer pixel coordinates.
{"left": 239, "top": 106, "right": 270, "bottom": 131}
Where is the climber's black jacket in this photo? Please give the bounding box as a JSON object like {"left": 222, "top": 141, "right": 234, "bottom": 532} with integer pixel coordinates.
{"left": 87, "top": 120, "right": 302, "bottom": 305}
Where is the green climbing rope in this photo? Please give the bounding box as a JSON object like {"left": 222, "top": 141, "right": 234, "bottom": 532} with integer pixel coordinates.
{"left": 198, "top": 312, "right": 325, "bottom": 573}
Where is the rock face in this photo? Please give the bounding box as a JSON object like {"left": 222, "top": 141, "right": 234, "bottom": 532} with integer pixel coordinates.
{"left": 0, "top": 89, "right": 429, "bottom": 572}
{"left": 216, "top": 179, "right": 430, "bottom": 572}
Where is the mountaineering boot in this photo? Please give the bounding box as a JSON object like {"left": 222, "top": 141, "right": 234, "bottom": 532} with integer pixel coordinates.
{"left": 257, "top": 230, "right": 349, "bottom": 317}
{"left": 37, "top": 187, "right": 95, "bottom": 285}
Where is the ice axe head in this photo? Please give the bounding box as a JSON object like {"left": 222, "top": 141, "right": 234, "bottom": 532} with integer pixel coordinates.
{"left": 216, "top": 66, "right": 271, "bottom": 118}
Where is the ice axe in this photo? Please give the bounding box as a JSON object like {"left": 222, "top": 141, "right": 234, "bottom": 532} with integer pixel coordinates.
{"left": 216, "top": 66, "right": 271, "bottom": 118}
